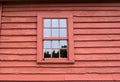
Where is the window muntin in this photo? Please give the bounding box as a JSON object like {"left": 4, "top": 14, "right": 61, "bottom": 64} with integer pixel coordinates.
{"left": 43, "top": 19, "right": 68, "bottom": 59}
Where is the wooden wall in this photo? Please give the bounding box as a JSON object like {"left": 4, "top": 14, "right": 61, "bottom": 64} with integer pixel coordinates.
{"left": 0, "top": 3, "right": 120, "bottom": 81}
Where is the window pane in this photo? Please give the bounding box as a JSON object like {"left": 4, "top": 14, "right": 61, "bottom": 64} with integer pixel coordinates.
{"left": 44, "top": 29, "right": 51, "bottom": 37}
{"left": 60, "top": 49, "right": 67, "bottom": 58}
{"left": 44, "top": 49, "right": 51, "bottom": 58}
{"left": 52, "top": 40, "right": 59, "bottom": 48}
{"left": 52, "top": 19, "right": 58, "bottom": 28}
{"left": 52, "top": 49, "right": 59, "bottom": 58}
{"left": 44, "top": 41, "right": 51, "bottom": 48}
{"left": 44, "top": 19, "right": 51, "bottom": 27}
{"left": 60, "top": 29, "right": 67, "bottom": 37}
{"left": 52, "top": 29, "right": 59, "bottom": 37}
{"left": 60, "top": 19, "right": 67, "bottom": 28}
{"left": 60, "top": 40, "right": 67, "bottom": 48}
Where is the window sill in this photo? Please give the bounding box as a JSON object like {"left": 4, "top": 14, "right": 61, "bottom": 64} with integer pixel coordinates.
{"left": 37, "top": 58, "right": 74, "bottom": 64}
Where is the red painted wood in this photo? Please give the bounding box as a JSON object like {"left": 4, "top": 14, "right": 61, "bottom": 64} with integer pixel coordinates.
{"left": 0, "top": 42, "right": 36, "bottom": 48}
{"left": 0, "top": 2, "right": 120, "bottom": 81}
{"left": 0, "top": 61, "right": 120, "bottom": 67}
{"left": 2, "top": 17, "right": 37, "bottom": 23}
{"left": 0, "top": 67, "right": 120, "bottom": 74}
{"left": 2, "top": 23, "right": 36, "bottom": 29}
{"left": 0, "top": 3, "right": 2, "bottom": 35}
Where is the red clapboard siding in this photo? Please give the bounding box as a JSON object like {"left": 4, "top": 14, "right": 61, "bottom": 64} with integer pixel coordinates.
{"left": 0, "top": 2, "right": 120, "bottom": 81}
{"left": 74, "top": 29, "right": 120, "bottom": 35}
{"left": 74, "top": 17, "right": 120, "bottom": 23}
{"left": 0, "top": 36, "right": 36, "bottom": 42}
{"left": 0, "top": 61, "right": 120, "bottom": 67}
{"left": 3, "top": 7, "right": 120, "bottom": 11}
{"left": 74, "top": 35, "right": 120, "bottom": 41}
{"left": 75, "top": 41, "right": 120, "bottom": 47}
{"left": 2, "top": 23, "right": 36, "bottom": 29}
{"left": 0, "top": 29, "right": 36, "bottom": 35}
{"left": 0, "top": 42, "right": 36, "bottom": 48}
{"left": 0, "top": 67, "right": 120, "bottom": 74}
{"left": 2, "top": 17, "right": 37, "bottom": 23}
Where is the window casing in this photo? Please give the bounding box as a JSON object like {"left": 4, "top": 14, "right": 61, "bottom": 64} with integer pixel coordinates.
{"left": 37, "top": 12, "right": 74, "bottom": 63}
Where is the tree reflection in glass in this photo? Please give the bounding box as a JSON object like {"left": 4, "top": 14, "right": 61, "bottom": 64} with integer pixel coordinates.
{"left": 60, "top": 49, "right": 67, "bottom": 58}
{"left": 44, "top": 49, "right": 51, "bottom": 58}
{"left": 52, "top": 50, "right": 59, "bottom": 58}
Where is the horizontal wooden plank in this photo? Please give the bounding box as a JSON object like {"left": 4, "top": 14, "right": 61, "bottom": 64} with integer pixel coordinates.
{"left": 75, "top": 41, "right": 120, "bottom": 47}
{"left": 0, "top": 74, "right": 119, "bottom": 81}
{"left": 0, "top": 29, "right": 36, "bottom": 35}
{"left": 0, "top": 67, "right": 120, "bottom": 74}
{"left": 0, "top": 55, "right": 36, "bottom": 61}
{"left": 74, "top": 23, "right": 120, "bottom": 28}
{"left": 75, "top": 48, "right": 120, "bottom": 54}
{"left": 3, "top": 7, "right": 120, "bottom": 11}
{"left": 75, "top": 54, "right": 120, "bottom": 61}
{"left": 74, "top": 17, "right": 120, "bottom": 23}
{"left": 74, "top": 29, "right": 120, "bottom": 35}
{"left": 74, "top": 35, "right": 120, "bottom": 41}
{"left": 74, "top": 11, "right": 120, "bottom": 17}
{"left": 3, "top": 3, "right": 120, "bottom": 7}
{"left": 0, "top": 61, "right": 120, "bottom": 67}
{"left": 3, "top": 11, "right": 37, "bottom": 16}
{"left": 2, "top": 23, "right": 36, "bottom": 29}
{"left": 0, "top": 49, "right": 36, "bottom": 55}
{"left": 3, "top": 11, "right": 120, "bottom": 17}
{"left": 0, "top": 42, "right": 36, "bottom": 48}
{"left": 0, "top": 36, "right": 36, "bottom": 42}
{"left": 0, "top": 54, "right": 119, "bottom": 61}
{"left": 2, "top": 17, "right": 37, "bottom": 23}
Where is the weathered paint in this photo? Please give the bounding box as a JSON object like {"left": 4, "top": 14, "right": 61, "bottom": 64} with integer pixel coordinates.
{"left": 0, "top": 2, "right": 120, "bottom": 82}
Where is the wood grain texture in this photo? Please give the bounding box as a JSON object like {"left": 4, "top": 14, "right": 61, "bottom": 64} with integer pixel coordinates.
{"left": 0, "top": 2, "right": 120, "bottom": 81}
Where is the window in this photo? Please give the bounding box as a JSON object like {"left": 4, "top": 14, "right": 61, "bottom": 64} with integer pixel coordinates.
{"left": 37, "top": 12, "right": 74, "bottom": 63}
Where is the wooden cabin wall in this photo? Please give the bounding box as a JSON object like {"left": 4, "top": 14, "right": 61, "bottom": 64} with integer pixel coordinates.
{"left": 0, "top": 3, "right": 120, "bottom": 81}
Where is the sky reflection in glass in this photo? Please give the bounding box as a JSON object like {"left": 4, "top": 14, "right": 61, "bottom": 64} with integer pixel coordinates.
{"left": 52, "top": 40, "right": 59, "bottom": 48}
{"left": 60, "top": 29, "right": 66, "bottom": 37}
{"left": 60, "top": 19, "right": 67, "bottom": 27}
{"left": 44, "top": 41, "right": 51, "bottom": 48}
{"left": 44, "top": 19, "right": 51, "bottom": 27}
{"left": 52, "top": 29, "right": 59, "bottom": 37}
{"left": 52, "top": 19, "right": 59, "bottom": 28}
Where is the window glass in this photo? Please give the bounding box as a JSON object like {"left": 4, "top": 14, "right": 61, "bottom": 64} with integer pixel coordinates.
{"left": 60, "top": 40, "right": 67, "bottom": 48}
{"left": 52, "top": 40, "right": 59, "bottom": 48}
{"left": 44, "top": 41, "right": 51, "bottom": 48}
{"left": 44, "top": 49, "right": 51, "bottom": 58}
{"left": 43, "top": 18, "right": 68, "bottom": 59}
{"left": 52, "top": 49, "right": 59, "bottom": 58}
{"left": 44, "top": 29, "right": 51, "bottom": 37}
{"left": 60, "top": 49, "right": 67, "bottom": 58}
{"left": 60, "top": 29, "right": 67, "bottom": 37}
{"left": 44, "top": 19, "right": 51, "bottom": 28}
{"left": 52, "top": 29, "right": 59, "bottom": 37}
{"left": 52, "top": 19, "right": 59, "bottom": 28}
{"left": 60, "top": 19, "right": 67, "bottom": 27}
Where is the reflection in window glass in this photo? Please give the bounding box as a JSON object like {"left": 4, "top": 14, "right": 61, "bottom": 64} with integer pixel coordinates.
{"left": 52, "top": 19, "right": 59, "bottom": 28}
{"left": 52, "top": 49, "right": 59, "bottom": 58}
{"left": 60, "top": 49, "right": 67, "bottom": 58}
{"left": 44, "top": 49, "right": 51, "bottom": 58}
{"left": 44, "top": 41, "right": 51, "bottom": 48}
{"left": 60, "top": 29, "right": 66, "bottom": 37}
{"left": 60, "top": 19, "right": 67, "bottom": 27}
{"left": 52, "top": 40, "right": 59, "bottom": 48}
{"left": 60, "top": 40, "right": 67, "bottom": 48}
{"left": 44, "top": 29, "right": 51, "bottom": 37}
{"left": 43, "top": 18, "right": 68, "bottom": 59}
{"left": 52, "top": 29, "right": 59, "bottom": 37}
{"left": 44, "top": 19, "right": 51, "bottom": 27}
